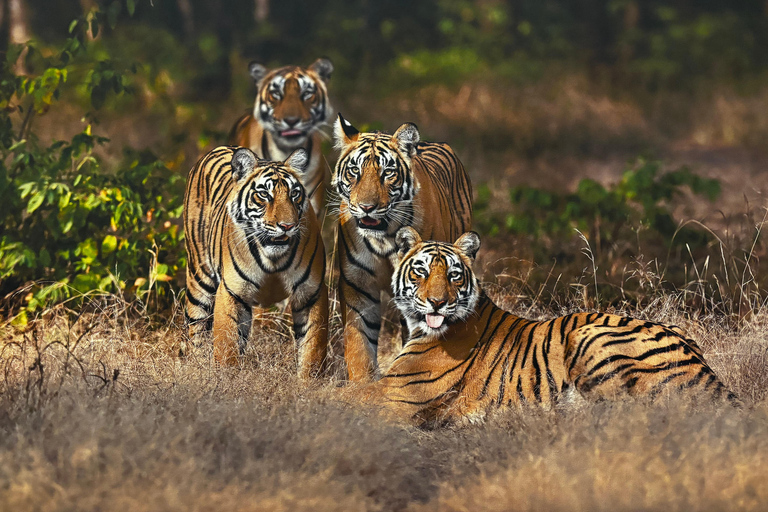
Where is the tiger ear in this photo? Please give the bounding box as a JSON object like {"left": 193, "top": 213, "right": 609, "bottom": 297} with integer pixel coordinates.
{"left": 285, "top": 148, "right": 309, "bottom": 174}
{"left": 395, "top": 227, "right": 422, "bottom": 261}
{"left": 454, "top": 232, "right": 481, "bottom": 261}
{"left": 249, "top": 61, "right": 267, "bottom": 83}
{"left": 334, "top": 113, "right": 359, "bottom": 150}
{"left": 393, "top": 122, "right": 420, "bottom": 157}
{"left": 231, "top": 148, "right": 258, "bottom": 181}
{"left": 309, "top": 57, "right": 333, "bottom": 82}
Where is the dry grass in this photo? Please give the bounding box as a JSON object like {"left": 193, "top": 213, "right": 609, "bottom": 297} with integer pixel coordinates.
{"left": 0, "top": 275, "right": 766, "bottom": 512}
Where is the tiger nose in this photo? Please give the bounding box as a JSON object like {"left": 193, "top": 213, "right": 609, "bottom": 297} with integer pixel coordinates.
{"left": 428, "top": 298, "right": 447, "bottom": 310}
{"left": 278, "top": 222, "right": 296, "bottom": 232}
{"left": 360, "top": 203, "right": 377, "bottom": 213}
{"left": 284, "top": 116, "right": 300, "bottom": 127}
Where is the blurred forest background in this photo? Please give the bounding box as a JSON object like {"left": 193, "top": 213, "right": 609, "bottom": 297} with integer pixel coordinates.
{"left": 2, "top": 0, "right": 768, "bottom": 321}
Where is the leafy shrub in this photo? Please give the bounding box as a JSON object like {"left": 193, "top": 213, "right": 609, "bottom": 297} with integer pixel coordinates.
{"left": 475, "top": 158, "right": 721, "bottom": 260}
{"left": 0, "top": 2, "right": 184, "bottom": 322}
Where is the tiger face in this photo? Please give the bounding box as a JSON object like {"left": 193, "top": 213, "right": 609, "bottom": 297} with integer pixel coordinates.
{"left": 392, "top": 228, "right": 481, "bottom": 337}
{"left": 249, "top": 58, "right": 333, "bottom": 150}
{"left": 228, "top": 148, "right": 310, "bottom": 256}
{"left": 333, "top": 114, "right": 420, "bottom": 238}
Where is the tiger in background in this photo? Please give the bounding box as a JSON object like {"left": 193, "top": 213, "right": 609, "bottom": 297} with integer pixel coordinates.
{"left": 372, "top": 227, "right": 739, "bottom": 425}
{"left": 333, "top": 114, "right": 472, "bottom": 381}
{"left": 229, "top": 58, "right": 334, "bottom": 215}
{"left": 183, "top": 146, "right": 328, "bottom": 379}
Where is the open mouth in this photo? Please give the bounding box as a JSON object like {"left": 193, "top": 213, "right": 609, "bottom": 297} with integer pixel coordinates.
{"left": 356, "top": 216, "right": 387, "bottom": 231}
{"left": 425, "top": 314, "right": 445, "bottom": 329}
{"left": 263, "top": 234, "right": 291, "bottom": 246}
{"left": 278, "top": 129, "right": 305, "bottom": 138}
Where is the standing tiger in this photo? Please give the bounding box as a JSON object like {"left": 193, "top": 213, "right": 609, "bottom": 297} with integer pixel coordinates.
{"left": 183, "top": 146, "right": 328, "bottom": 379}
{"left": 229, "top": 58, "right": 333, "bottom": 215}
{"left": 374, "top": 228, "right": 738, "bottom": 425}
{"left": 333, "top": 114, "right": 472, "bottom": 381}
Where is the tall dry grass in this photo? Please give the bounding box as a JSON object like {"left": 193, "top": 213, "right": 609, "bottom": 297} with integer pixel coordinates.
{"left": 0, "top": 265, "right": 766, "bottom": 512}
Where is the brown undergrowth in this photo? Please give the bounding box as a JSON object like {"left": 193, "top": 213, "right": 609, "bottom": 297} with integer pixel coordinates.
{"left": 0, "top": 270, "right": 766, "bottom": 511}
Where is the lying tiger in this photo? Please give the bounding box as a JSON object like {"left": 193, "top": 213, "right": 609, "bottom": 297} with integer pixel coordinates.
{"left": 371, "top": 227, "right": 739, "bottom": 425}
{"left": 183, "top": 146, "right": 328, "bottom": 379}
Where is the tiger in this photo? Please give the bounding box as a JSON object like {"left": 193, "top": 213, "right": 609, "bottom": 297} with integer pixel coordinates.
{"left": 332, "top": 114, "right": 473, "bottom": 381}
{"left": 183, "top": 145, "right": 328, "bottom": 379}
{"left": 372, "top": 227, "right": 739, "bottom": 425}
{"left": 229, "top": 58, "right": 333, "bottom": 215}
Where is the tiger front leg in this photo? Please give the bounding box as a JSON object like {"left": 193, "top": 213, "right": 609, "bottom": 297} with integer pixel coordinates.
{"left": 183, "top": 265, "right": 216, "bottom": 354}
{"left": 212, "top": 282, "right": 253, "bottom": 366}
{"left": 291, "top": 282, "right": 329, "bottom": 380}
{"left": 339, "top": 277, "right": 381, "bottom": 382}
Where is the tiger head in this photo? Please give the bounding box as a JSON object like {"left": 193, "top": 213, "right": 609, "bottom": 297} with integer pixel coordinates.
{"left": 227, "top": 147, "right": 310, "bottom": 256}
{"left": 332, "top": 114, "right": 420, "bottom": 237}
{"left": 249, "top": 58, "right": 333, "bottom": 150}
{"left": 392, "top": 228, "right": 482, "bottom": 337}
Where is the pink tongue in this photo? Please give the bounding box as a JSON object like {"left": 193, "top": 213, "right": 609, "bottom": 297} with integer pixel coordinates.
{"left": 426, "top": 314, "right": 445, "bottom": 329}
{"left": 280, "top": 129, "right": 302, "bottom": 137}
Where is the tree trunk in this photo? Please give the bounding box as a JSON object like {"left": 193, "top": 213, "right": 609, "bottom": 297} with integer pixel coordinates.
{"left": 255, "top": 0, "right": 269, "bottom": 22}
{"left": 9, "top": 0, "right": 28, "bottom": 44}
{"left": 9, "top": 0, "right": 28, "bottom": 73}
{"left": 0, "top": 0, "right": 9, "bottom": 55}
{"left": 177, "top": 0, "right": 194, "bottom": 41}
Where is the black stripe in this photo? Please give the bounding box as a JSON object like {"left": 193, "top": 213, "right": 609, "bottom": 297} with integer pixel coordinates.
{"left": 340, "top": 232, "right": 376, "bottom": 276}
{"left": 340, "top": 269, "right": 380, "bottom": 305}
{"left": 346, "top": 303, "right": 381, "bottom": 332}
{"left": 186, "top": 289, "right": 212, "bottom": 309}
{"left": 394, "top": 344, "right": 439, "bottom": 360}
{"left": 293, "top": 284, "right": 322, "bottom": 314}
{"left": 532, "top": 354, "right": 542, "bottom": 402}
{"left": 222, "top": 280, "right": 250, "bottom": 310}
{"left": 292, "top": 234, "right": 319, "bottom": 291}
{"left": 229, "top": 244, "right": 261, "bottom": 288}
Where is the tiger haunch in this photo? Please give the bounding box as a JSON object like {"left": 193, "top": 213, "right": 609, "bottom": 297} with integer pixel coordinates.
{"left": 375, "top": 228, "right": 739, "bottom": 425}
{"left": 229, "top": 58, "right": 333, "bottom": 215}
{"left": 183, "top": 146, "right": 328, "bottom": 379}
{"left": 333, "top": 114, "right": 472, "bottom": 381}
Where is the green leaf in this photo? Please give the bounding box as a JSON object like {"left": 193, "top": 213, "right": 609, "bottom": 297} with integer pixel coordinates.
{"left": 8, "top": 139, "right": 27, "bottom": 151}
{"left": 126, "top": 0, "right": 136, "bottom": 16}
{"left": 102, "top": 234, "right": 118, "bottom": 255}
{"left": 11, "top": 310, "right": 28, "bottom": 328}
{"left": 58, "top": 191, "right": 72, "bottom": 209}
{"left": 73, "top": 273, "right": 101, "bottom": 293}
{"left": 80, "top": 238, "right": 99, "bottom": 259}
{"left": 98, "top": 275, "right": 114, "bottom": 291}
{"left": 27, "top": 190, "right": 45, "bottom": 213}
{"left": 18, "top": 182, "right": 35, "bottom": 198}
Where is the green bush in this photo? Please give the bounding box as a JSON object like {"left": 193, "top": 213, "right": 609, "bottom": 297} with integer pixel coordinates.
{"left": 0, "top": 2, "right": 184, "bottom": 323}
{"left": 475, "top": 158, "right": 720, "bottom": 258}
